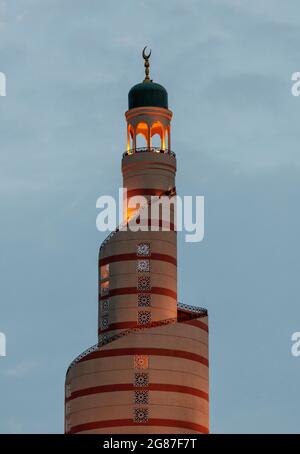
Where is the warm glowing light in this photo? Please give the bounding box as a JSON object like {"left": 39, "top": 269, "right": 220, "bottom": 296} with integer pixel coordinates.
{"left": 136, "top": 122, "right": 148, "bottom": 138}
{"left": 100, "top": 264, "right": 109, "bottom": 280}
{"left": 162, "top": 132, "right": 166, "bottom": 150}
{"left": 100, "top": 280, "right": 109, "bottom": 289}
{"left": 151, "top": 121, "right": 165, "bottom": 150}
{"left": 127, "top": 124, "right": 135, "bottom": 152}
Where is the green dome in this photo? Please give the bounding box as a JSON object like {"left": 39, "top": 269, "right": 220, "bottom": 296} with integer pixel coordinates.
{"left": 128, "top": 81, "right": 168, "bottom": 109}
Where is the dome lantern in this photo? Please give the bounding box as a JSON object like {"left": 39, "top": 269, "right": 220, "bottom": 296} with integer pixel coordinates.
{"left": 128, "top": 47, "right": 168, "bottom": 110}
{"left": 125, "top": 48, "right": 172, "bottom": 155}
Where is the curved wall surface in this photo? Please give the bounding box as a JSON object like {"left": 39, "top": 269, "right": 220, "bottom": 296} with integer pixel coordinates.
{"left": 65, "top": 101, "right": 209, "bottom": 434}
{"left": 65, "top": 313, "right": 209, "bottom": 434}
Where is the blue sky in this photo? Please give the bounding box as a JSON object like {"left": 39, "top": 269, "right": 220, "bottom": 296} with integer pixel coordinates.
{"left": 0, "top": 0, "right": 300, "bottom": 433}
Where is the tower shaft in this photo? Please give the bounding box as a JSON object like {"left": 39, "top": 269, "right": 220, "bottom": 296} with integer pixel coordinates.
{"left": 65, "top": 52, "right": 209, "bottom": 434}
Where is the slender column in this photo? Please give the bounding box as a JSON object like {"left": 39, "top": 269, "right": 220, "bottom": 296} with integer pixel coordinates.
{"left": 147, "top": 124, "right": 151, "bottom": 150}
{"left": 133, "top": 129, "right": 136, "bottom": 152}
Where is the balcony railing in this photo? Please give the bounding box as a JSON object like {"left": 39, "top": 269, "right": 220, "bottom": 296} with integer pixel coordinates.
{"left": 123, "top": 147, "right": 176, "bottom": 158}
{"left": 177, "top": 302, "right": 207, "bottom": 315}
{"left": 67, "top": 316, "right": 177, "bottom": 374}
{"left": 66, "top": 304, "right": 207, "bottom": 374}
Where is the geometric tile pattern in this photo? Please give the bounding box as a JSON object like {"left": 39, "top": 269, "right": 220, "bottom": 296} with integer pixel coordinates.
{"left": 134, "top": 390, "right": 149, "bottom": 405}
{"left": 133, "top": 407, "right": 149, "bottom": 423}
{"left": 100, "top": 285, "right": 109, "bottom": 297}
{"left": 138, "top": 293, "right": 151, "bottom": 307}
{"left": 100, "top": 315, "right": 109, "bottom": 330}
{"left": 137, "top": 310, "right": 151, "bottom": 326}
{"left": 133, "top": 244, "right": 151, "bottom": 423}
{"left": 134, "top": 354, "right": 149, "bottom": 369}
{"left": 137, "top": 259, "right": 150, "bottom": 272}
{"left": 137, "top": 243, "right": 151, "bottom": 257}
{"left": 101, "top": 299, "right": 109, "bottom": 312}
{"left": 137, "top": 276, "right": 151, "bottom": 291}
{"left": 98, "top": 333, "right": 109, "bottom": 345}
{"left": 134, "top": 372, "right": 149, "bottom": 388}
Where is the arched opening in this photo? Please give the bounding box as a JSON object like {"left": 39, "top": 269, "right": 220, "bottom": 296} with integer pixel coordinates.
{"left": 135, "top": 122, "right": 149, "bottom": 150}
{"left": 151, "top": 133, "right": 161, "bottom": 149}
{"left": 150, "top": 121, "right": 165, "bottom": 151}
{"left": 136, "top": 134, "right": 147, "bottom": 149}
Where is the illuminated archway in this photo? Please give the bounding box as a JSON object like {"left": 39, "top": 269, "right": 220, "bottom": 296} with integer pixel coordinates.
{"left": 150, "top": 121, "right": 165, "bottom": 150}
{"left": 151, "top": 133, "right": 161, "bottom": 148}
{"left": 135, "top": 121, "right": 149, "bottom": 149}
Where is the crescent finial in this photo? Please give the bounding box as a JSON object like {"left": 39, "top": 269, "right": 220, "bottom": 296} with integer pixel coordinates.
{"left": 142, "top": 46, "right": 152, "bottom": 60}
{"left": 142, "top": 46, "right": 152, "bottom": 82}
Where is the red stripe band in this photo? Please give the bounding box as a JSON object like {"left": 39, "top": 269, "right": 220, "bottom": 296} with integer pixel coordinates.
{"left": 99, "top": 320, "right": 175, "bottom": 334}
{"left": 99, "top": 321, "right": 139, "bottom": 333}
{"left": 100, "top": 253, "right": 177, "bottom": 267}
{"left": 69, "top": 418, "right": 208, "bottom": 434}
{"left": 99, "top": 318, "right": 208, "bottom": 335}
{"left": 183, "top": 319, "right": 209, "bottom": 333}
{"left": 66, "top": 383, "right": 208, "bottom": 403}
{"left": 126, "top": 188, "right": 166, "bottom": 198}
{"left": 101, "top": 287, "right": 177, "bottom": 301}
{"left": 78, "top": 347, "right": 209, "bottom": 367}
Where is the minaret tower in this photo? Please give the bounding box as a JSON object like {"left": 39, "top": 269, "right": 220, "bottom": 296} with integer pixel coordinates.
{"left": 65, "top": 49, "right": 209, "bottom": 434}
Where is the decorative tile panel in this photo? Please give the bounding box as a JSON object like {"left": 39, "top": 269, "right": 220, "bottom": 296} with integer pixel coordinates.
{"left": 100, "top": 315, "right": 109, "bottom": 330}
{"left": 137, "top": 259, "right": 150, "bottom": 273}
{"left": 133, "top": 408, "right": 149, "bottom": 423}
{"left": 134, "top": 372, "right": 149, "bottom": 387}
{"left": 98, "top": 333, "right": 109, "bottom": 345}
{"left": 100, "top": 282, "right": 109, "bottom": 297}
{"left": 137, "top": 243, "right": 150, "bottom": 257}
{"left": 138, "top": 294, "right": 151, "bottom": 307}
{"left": 138, "top": 310, "right": 151, "bottom": 326}
{"left": 137, "top": 276, "right": 151, "bottom": 291}
{"left": 101, "top": 299, "right": 109, "bottom": 312}
{"left": 134, "top": 390, "right": 149, "bottom": 405}
{"left": 134, "top": 354, "right": 149, "bottom": 369}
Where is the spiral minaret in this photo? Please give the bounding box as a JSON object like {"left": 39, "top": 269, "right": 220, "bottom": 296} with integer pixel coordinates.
{"left": 65, "top": 50, "right": 209, "bottom": 434}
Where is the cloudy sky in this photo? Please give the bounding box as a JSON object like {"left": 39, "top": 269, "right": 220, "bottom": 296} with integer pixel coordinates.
{"left": 0, "top": 0, "right": 300, "bottom": 433}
